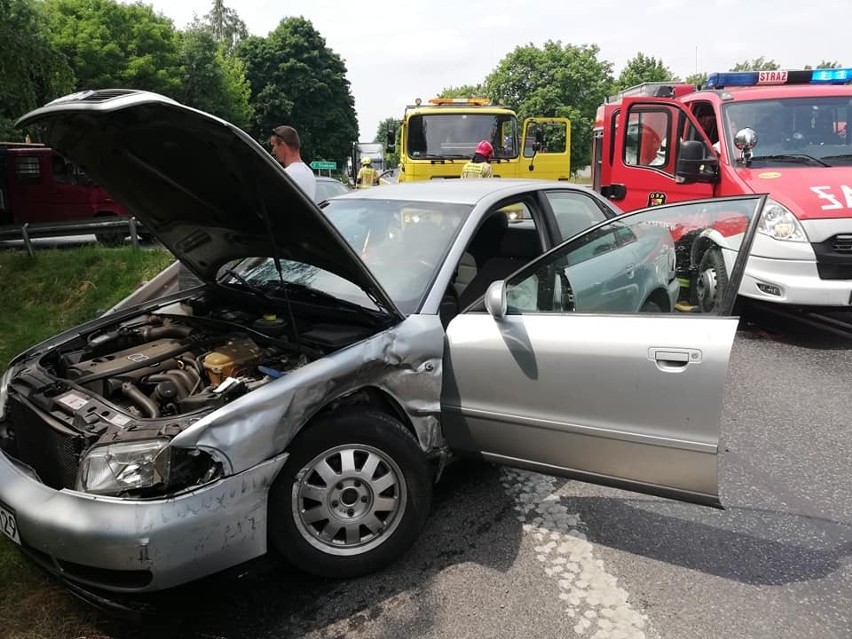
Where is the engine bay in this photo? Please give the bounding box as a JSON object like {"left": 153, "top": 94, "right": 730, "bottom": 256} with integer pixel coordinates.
{"left": 12, "top": 293, "right": 378, "bottom": 433}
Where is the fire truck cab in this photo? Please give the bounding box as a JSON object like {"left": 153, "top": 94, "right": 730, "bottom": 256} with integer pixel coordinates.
{"left": 593, "top": 68, "right": 852, "bottom": 309}
{"left": 390, "top": 98, "right": 571, "bottom": 182}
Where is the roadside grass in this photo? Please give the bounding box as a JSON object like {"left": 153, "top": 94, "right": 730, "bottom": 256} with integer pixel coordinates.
{"left": 0, "top": 245, "right": 174, "bottom": 639}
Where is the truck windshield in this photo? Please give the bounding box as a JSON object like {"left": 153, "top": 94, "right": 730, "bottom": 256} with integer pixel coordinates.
{"left": 723, "top": 96, "right": 852, "bottom": 166}
{"left": 406, "top": 114, "right": 517, "bottom": 160}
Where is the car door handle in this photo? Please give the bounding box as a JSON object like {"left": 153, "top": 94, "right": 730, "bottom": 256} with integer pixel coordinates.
{"left": 649, "top": 348, "right": 702, "bottom": 372}
{"left": 623, "top": 263, "right": 635, "bottom": 278}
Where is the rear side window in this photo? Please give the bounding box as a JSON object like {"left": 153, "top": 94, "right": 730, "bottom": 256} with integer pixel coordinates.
{"left": 546, "top": 191, "right": 609, "bottom": 241}
{"left": 14, "top": 156, "right": 40, "bottom": 183}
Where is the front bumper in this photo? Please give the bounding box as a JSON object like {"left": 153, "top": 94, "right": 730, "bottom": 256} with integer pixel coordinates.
{"left": 0, "top": 450, "right": 287, "bottom": 592}
{"left": 740, "top": 255, "right": 852, "bottom": 306}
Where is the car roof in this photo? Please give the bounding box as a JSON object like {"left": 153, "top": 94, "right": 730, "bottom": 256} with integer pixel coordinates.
{"left": 332, "top": 179, "right": 594, "bottom": 205}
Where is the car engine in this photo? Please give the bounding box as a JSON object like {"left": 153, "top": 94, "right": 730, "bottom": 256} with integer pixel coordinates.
{"left": 43, "top": 311, "right": 313, "bottom": 425}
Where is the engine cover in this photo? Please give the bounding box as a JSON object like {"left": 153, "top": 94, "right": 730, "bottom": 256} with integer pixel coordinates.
{"left": 67, "top": 338, "right": 187, "bottom": 381}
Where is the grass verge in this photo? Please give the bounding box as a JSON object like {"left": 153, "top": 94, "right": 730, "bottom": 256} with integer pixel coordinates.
{"left": 0, "top": 245, "right": 174, "bottom": 639}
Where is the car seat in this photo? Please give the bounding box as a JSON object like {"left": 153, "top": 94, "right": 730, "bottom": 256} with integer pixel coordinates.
{"left": 458, "top": 226, "right": 541, "bottom": 309}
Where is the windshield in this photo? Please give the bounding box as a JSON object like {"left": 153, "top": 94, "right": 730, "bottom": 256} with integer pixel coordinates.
{"left": 406, "top": 113, "right": 517, "bottom": 160}
{"left": 723, "top": 96, "right": 852, "bottom": 166}
{"left": 320, "top": 197, "right": 472, "bottom": 313}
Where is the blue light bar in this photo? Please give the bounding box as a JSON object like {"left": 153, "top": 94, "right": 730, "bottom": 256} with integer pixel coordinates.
{"left": 811, "top": 68, "right": 852, "bottom": 83}
{"left": 705, "top": 72, "right": 759, "bottom": 88}
{"left": 705, "top": 69, "right": 852, "bottom": 89}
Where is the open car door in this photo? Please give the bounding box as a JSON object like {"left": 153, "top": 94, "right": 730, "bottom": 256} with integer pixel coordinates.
{"left": 607, "top": 97, "right": 718, "bottom": 212}
{"left": 442, "top": 195, "right": 765, "bottom": 507}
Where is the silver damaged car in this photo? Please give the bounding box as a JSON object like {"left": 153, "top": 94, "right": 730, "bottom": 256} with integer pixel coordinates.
{"left": 0, "top": 90, "right": 768, "bottom": 594}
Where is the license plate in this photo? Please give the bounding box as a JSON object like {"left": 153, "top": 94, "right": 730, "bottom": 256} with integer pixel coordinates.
{"left": 0, "top": 504, "right": 20, "bottom": 544}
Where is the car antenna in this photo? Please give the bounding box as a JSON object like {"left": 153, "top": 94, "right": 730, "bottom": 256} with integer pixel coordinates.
{"left": 256, "top": 194, "right": 301, "bottom": 346}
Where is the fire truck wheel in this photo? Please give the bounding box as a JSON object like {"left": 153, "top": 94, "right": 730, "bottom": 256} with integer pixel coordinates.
{"left": 696, "top": 248, "right": 728, "bottom": 314}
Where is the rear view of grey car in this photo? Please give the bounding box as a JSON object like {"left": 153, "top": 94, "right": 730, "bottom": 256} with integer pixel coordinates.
{"left": 0, "top": 89, "right": 766, "bottom": 595}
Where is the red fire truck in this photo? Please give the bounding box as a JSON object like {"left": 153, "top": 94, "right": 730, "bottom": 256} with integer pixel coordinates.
{"left": 593, "top": 68, "right": 852, "bottom": 311}
{"left": 0, "top": 142, "right": 131, "bottom": 244}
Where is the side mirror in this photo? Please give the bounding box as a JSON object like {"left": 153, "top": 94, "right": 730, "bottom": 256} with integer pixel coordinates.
{"left": 386, "top": 125, "right": 397, "bottom": 154}
{"left": 484, "top": 280, "right": 507, "bottom": 319}
{"left": 676, "top": 140, "right": 718, "bottom": 184}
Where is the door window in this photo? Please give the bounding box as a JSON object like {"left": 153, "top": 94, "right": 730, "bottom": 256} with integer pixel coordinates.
{"left": 13, "top": 157, "right": 40, "bottom": 183}
{"left": 505, "top": 197, "right": 764, "bottom": 316}
{"left": 624, "top": 109, "right": 670, "bottom": 168}
{"left": 524, "top": 121, "right": 568, "bottom": 157}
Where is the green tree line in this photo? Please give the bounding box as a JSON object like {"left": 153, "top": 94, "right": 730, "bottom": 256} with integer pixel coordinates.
{"left": 0, "top": 0, "right": 357, "bottom": 167}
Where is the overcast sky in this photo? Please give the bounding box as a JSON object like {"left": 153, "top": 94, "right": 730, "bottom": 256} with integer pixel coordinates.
{"left": 123, "top": 0, "right": 849, "bottom": 140}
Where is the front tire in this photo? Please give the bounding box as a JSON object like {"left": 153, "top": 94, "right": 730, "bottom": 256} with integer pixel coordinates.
{"left": 695, "top": 247, "right": 728, "bottom": 314}
{"left": 268, "top": 410, "right": 432, "bottom": 578}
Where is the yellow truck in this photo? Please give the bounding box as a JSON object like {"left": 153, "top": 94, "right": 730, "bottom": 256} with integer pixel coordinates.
{"left": 388, "top": 98, "right": 571, "bottom": 182}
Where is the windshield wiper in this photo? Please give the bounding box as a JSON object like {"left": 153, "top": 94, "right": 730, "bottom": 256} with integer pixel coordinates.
{"left": 819, "top": 154, "right": 852, "bottom": 163}
{"left": 415, "top": 154, "right": 466, "bottom": 162}
{"left": 274, "top": 281, "right": 383, "bottom": 314}
{"left": 218, "top": 267, "right": 273, "bottom": 302}
{"left": 749, "top": 153, "right": 831, "bottom": 167}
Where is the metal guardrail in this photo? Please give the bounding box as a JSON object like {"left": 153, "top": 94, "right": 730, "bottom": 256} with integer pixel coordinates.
{"left": 0, "top": 216, "right": 146, "bottom": 256}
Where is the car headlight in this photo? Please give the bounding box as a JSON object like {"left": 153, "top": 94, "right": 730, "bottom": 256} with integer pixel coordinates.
{"left": 77, "top": 439, "right": 171, "bottom": 495}
{"left": 758, "top": 199, "right": 807, "bottom": 242}
{"left": 0, "top": 368, "right": 12, "bottom": 422}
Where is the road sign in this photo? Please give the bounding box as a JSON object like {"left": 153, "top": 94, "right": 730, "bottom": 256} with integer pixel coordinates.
{"left": 310, "top": 161, "right": 336, "bottom": 170}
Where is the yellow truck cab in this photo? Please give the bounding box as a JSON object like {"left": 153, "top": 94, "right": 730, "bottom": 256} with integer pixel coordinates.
{"left": 390, "top": 98, "right": 571, "bottom": 182}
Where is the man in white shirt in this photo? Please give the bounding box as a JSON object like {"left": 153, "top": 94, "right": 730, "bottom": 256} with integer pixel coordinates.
{"left": 270, "top": 125, "right": 317, "bottom": 201}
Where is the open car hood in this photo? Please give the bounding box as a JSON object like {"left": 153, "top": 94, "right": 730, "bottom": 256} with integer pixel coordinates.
{"left": 17, "top": 90, "right": 402, "bottom": 320}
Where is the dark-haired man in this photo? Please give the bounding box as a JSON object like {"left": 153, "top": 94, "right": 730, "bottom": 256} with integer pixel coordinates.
{"left": 270, "top": 125, "right": 317, "bottom": 200}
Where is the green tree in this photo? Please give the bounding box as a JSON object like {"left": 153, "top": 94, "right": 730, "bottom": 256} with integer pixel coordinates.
{"left": 805, "top": 60, "right": 843, "bottom": 69}
{"left": 238, "top": 17, "right": 357, "bottom": 167}
{"left": 0, "top": 0, "right": 74, "bottom": 139}
{"left": 177, "top": 27, "right": 252, "bottom": 129}
{"left": 486, "top": 41, "right": 615, "bottom": 172}
{"left": 198, "top": 0, "right": 247, "bottom": 54}
{"left": 439, "top": 84, "right": 489, "bottom": 99}
{"left": 43, "top": 0, "right": 182, "bottom": 95}
{"left": 684, "top": 72, "right": 708, "bottom": 87}
{"left": 730, "top": 57, "right": 779, "bottom": 71}
{"left": 616, "top": 53, "right": 675, "bottom": 91}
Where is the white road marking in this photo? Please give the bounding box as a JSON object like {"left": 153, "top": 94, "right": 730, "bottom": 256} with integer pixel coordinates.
{"left": 500, "top": 468, "right": 654, "bottom": 638}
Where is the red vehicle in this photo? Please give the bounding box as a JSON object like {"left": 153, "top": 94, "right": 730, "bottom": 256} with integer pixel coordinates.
{"left": 0, "top": 142, "right": 131, "bottom": 244}
{"left": 593, "top": 68, "right": 852, "bottom": 310}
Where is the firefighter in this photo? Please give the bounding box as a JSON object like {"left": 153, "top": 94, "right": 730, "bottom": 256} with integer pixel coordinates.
{"left": 356, "top": 157, "right": 378, "bottom": 188}
{"left": 460, "top": 140, "right": 494, "bottom": 178}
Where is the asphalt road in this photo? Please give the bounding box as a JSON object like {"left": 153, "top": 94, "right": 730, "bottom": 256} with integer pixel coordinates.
{"left": 87, "top": 307, "right": 852, "bottom": 639}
